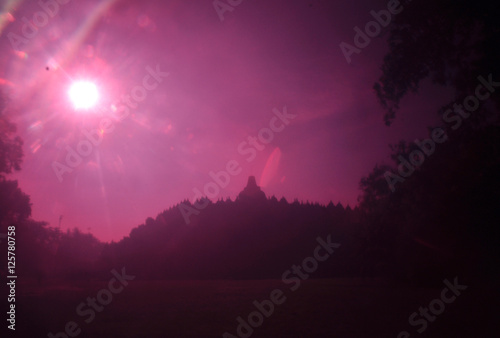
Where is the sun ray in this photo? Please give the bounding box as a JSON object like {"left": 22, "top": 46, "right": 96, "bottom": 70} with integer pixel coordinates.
{"left": 55, "top": 0, "right": 121, "bottom": 70}
{"left": 0, "top": 0, "right": 20, "bottom": 36}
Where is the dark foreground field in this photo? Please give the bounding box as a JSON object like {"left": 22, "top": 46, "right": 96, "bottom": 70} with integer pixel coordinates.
{"left": 13, "top": 278, "right": 499, "bottom": 338}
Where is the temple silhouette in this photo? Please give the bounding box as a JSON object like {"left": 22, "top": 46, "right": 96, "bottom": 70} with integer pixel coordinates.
{"left": 237, "top": 176, "right": 267, "bottom": 202}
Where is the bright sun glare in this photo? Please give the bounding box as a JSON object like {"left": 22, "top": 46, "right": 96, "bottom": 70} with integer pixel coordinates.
{"left": 68, "top": 81, "right": 99, "bottom": 110}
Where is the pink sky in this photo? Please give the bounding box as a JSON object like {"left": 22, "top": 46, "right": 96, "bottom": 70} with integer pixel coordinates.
{"left": 0, "top": 0, "right": 449, "bottom": 241}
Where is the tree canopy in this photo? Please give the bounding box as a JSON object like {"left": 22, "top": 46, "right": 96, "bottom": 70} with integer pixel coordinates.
{"left": 374, "top": 0, "right": 500, "bottom": 125}
{"left": 0, "top": 94, "right": 23, "bottom": 177}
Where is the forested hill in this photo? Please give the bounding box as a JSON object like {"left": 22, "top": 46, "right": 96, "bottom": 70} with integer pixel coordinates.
{"left": 99, "top": 183, "right": 360, "bottom": 280}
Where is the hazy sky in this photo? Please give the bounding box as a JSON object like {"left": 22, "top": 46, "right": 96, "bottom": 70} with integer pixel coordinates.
{"left": 0, "top": 0, "right": 449, "bottom": 241}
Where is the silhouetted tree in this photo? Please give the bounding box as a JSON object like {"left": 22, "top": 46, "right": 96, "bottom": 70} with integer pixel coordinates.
{"left": 0, "top": 95, "right": 23, "bottom": 177}
{"left": 374, "top": 0, "right": 500, "bottom": 125}
{"left": 0, "top": 94, "right": 30, "bottom": 228}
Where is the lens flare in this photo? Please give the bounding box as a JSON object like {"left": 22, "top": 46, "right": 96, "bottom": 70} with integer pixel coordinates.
{"left": 68, "top": 81, "right": 99, "bottom": 110}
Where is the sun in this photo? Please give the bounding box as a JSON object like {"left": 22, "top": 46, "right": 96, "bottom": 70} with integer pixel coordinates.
{"left": 68, "top": 81, "right": 99, "bottom": 110}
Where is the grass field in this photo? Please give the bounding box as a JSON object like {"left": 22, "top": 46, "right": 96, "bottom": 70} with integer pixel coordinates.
{"left": 13, "top": 278, "right": 498, "bottom": 337}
